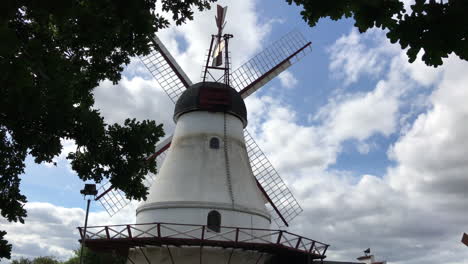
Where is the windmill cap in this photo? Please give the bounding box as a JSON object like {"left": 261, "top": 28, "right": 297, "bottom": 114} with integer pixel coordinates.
{"left": 173, "top": 82, "right": 247, "bottom": 127}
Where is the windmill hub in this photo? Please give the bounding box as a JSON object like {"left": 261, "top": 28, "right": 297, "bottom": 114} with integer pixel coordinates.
{"left": 173, "top": 82, "right": 247, "bottom": 127}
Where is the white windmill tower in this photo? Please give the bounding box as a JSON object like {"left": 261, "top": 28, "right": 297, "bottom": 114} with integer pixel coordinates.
{"left": 80, "top": 5, "right": 329, "bottom": 264}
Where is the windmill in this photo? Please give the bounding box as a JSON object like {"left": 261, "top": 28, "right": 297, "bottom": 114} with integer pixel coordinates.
{"left": 80, "top": 5, "right": 329, "bottom": 264}
{"left": 95, "top": 10, "right": 310, "bottom": 228}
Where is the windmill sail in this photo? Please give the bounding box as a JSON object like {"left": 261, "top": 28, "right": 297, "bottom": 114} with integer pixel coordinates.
{"left": 140, "top": 36, "right": 192, "bottom": 103}
{"left": 244, "top": 130, "right": 303, "bottom": 226}
{"left": 230, "top": 30, "right": 312, "bottom": 98}
{"left": 96, "top": 149, "right": 168, "bottom": 216}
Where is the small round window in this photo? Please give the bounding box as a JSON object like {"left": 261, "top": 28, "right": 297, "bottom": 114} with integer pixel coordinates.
{"left": 209, "top": 137, "right": 220, "bottom": 149}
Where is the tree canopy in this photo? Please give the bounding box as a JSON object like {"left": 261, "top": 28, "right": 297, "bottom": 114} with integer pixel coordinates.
{"left": 12, "top": 256, "right": 60, "bottom": 264}
{"left": 286, "top": 0, "right": 468, "bottom": 66}
{"left": 10, "top": 247, "right": 124, "bottom": 264}
{"left": 62, "top": 247, "right": 125, "bottom": 264}
{"left": 0, "top": 0, "right": 215, "bottom": 260}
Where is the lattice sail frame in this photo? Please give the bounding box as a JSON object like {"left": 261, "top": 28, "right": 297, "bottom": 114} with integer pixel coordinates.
{"left": 140, "top": 36, "right": 192, "bottom": 102}
{"left": 231, "top": 30, "right": 311, "bottom": 97}
{"left": 97, "top": 30, "right": 311, "bottom": 226}
{"left": 244, "top": 131, "right": 303, "bottom": 225}
{"left": 97, "top": 151, "right": 168, "bottom": 216}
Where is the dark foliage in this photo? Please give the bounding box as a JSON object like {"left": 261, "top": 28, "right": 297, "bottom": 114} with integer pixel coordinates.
{"left": 0, "top": 0, "right": 216, "bottom": 259}
{"left": 62, "top": 247, "right": 126, "bottom": 264}
{"left": 286, "top": 0, "right": 468, "bottom": 66}
{"left": 12, "top": 256, "right": 61, "bottom": 264}
{"left": 0, "top": 231, "right": 12, "bottom": 259}
{"left": 9, "top": 247, "right": 125, "bottom": 264}
{"left": 11, "top": 257, "right": 33, "bottom": 264}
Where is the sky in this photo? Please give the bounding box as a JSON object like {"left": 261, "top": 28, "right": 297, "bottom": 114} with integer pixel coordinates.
{"left": 1, "top": 0, "right": 468, "bottom": 263}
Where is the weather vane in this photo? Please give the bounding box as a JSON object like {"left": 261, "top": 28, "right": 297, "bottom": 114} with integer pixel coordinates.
{"left": 212, "top": 5, "right": 228, "bottom": 67}
{"left": 201, "top": 5, "right": 233, "bottom": 85}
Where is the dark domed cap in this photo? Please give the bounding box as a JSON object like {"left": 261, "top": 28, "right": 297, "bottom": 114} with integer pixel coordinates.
{"left": 174, "top": 82, "right": 247, "bottom": 127}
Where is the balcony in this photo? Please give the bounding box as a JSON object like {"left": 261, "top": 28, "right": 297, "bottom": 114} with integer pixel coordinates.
{"left": 78, "top": 222, "right": 329, "bottom": 261}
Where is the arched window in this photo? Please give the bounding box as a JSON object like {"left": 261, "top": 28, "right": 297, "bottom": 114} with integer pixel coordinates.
{"left": 209, "top": 137, "right": 220, "bottom": 149}
{"left": 207, "top": 210, "right": 221, "bottom": 232}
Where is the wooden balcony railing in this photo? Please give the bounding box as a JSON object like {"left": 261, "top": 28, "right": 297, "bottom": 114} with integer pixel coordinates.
{"left": 78, "top": 222, "right": 329, "bottom": 259}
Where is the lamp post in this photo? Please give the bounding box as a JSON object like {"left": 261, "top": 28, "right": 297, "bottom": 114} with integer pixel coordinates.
{"left": 79, "top": 184, "right": 98, "bottom": 264}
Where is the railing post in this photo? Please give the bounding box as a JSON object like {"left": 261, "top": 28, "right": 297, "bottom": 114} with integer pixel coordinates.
{"left": 127, "top": 225, "right": 132, "bottom": 238}
{"left": 105, "top": 226, "right": 110, "bottom": 239}
{"left": 157, "top": 223, "right": 161, "bottom": 237}
{"left": 322, "top": 245, "right": 329, "bottom": 256}
{"left": 235, "top": 228, "right": 239, "bottom": 242}
{"left": 201, "top": 226, "right": 205, "bottom": 241}
{"left": 295, "top": 237, "right": 302, "bottom": 249}
{"left": 308, "top": 241, "right": 316, "bottom": 253}
{"left": 78, "top": 227, "right": 83, "bottom": 239}
{"left": 276, "top": 231, "right": 283, "bottom": 244}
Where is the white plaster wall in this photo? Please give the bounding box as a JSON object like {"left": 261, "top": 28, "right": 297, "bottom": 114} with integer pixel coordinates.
{"left": 135, "top": 208, "right": 270, "bottom": 243}
{"left": 137, "top": 110, "right": 270, "bottom": 229}
{"left": 127, "top": 247, "right": 272, "bottom": 264}
{"left": 137, "top": 208, "right": 268, "bottom": 228}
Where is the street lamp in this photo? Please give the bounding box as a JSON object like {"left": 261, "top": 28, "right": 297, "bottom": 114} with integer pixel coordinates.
{"left": 79, "top": 184, "right": 98, "bottom": 264}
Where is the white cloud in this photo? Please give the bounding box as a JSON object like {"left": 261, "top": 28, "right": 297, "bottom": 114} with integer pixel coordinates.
{"left": 278, "top": 71, "right": 298, "bottom": 89}
{"left": 356, "top": 142, "right": 375, "bottom": 154}
{"left": 400, "top": 52, "right": 442, "bottom": 87}
{"left": 320, "top": 80, "right": 400, "bottom": 142}
{"left": 246, "top": 95, "right": 337, "bottom": 173}
{"left": 327, "top": 29, "right": 399, "bottom": 86}
{"left": 246, "top": 29, "right": 468, "bottom": 264}
{"left": 1, "top": 202, "right": 138, "bottom": 262}
{"left": 321, "top": 38, "right": 468, "bottom": 264}
{"left": 245, "top": 48, "right": 408, "bottom": 174}
{"left": 290, "top": 169, "right": 468, "bottom": 264}
{"left": 94, "top": 76, "right": 175, "bottom": 133}
{"left": 387, "top": 56, "right": 468, "bottom": 200}
{"left": 244, "top": 67, "right": 403, "bottom": 179}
